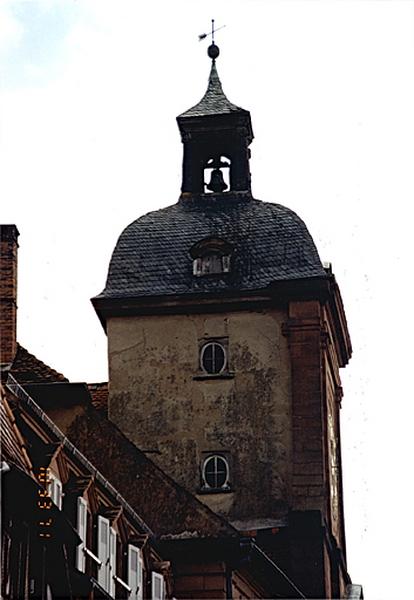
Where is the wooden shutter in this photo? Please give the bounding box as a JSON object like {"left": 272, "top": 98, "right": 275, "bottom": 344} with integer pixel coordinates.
{"left": 54, "top": 478, "right": 63, "bottom": 510}
{"left": 138, "top": 554, "right": 144, "bottom": 600}
{"left": 128, "top": 545, "right": 141, "bottom": 600}
{"left": 109, "top": 528, "right": 117, "bottom": 597}
{"left": 48, "top": 475, "right": 63, "bottom": 510}
{"left": 76, "top": 497, "right": 87, "bottom": 572}
{"left": 97, "top": 516, "right": 110, "bottom": 591}
{"left": 151, "top": 572, "right": 164, "bottom": 600}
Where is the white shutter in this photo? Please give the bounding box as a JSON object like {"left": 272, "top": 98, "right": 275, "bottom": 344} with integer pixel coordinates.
{"left": 151, "top": 572, "right": 164, "bottom": 600}
{"left": 48, "top": 475, "right": 63, "bottom": 509}
{"left": 138, "top": 555, "right": 144, "bottom": 600}
{"left": 76, "top": 497, "right": 88, "bottom": 572}
{"left": 128, "top": 545, "right": 143, "bottom": 600}
{"left": 109, "top": 528, "right": 117, "bottom": 597}
{"left": 54, "top": 478, "right": 63, "bottom": 510}
{"left": 97, "top": 516, "right": 110, "bottom": 591}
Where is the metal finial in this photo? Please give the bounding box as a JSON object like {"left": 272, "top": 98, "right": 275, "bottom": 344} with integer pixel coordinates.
{"left": 198, "top": 19, "right": 226, "bottom": 49}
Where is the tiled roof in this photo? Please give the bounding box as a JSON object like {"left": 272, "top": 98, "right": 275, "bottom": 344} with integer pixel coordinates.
{"left": 0, "top": 386, "right": 32, "bottom": 474}
{"left": 178, "top": 61, "right": 247, "bottom": 118}
{"left": 10, "top": 344, "right": 68, "bottom": 384}
{"left": 64, "top": 401, "right": 237, "bottom": 539}
{"left": 98, "top": 194, "right": 326, "bottom": 300}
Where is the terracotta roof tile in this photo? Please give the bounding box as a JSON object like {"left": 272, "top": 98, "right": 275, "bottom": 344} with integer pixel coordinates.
{"left": 0, "top": 386, "right": 32, "bottom": 474}
{"left": 10, "top": 344, "right": 68, "bottom": 384}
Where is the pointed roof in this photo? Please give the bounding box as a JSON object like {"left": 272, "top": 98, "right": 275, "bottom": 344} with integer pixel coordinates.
{"left": 10, "top": 344, "right": 68, "bottom": 384}
{"left": 179, "top": 60, "right": 248, "bottom": 118}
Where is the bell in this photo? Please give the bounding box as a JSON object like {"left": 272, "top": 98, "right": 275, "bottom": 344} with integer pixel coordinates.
{"left": 207, "top": 168, "right": 228, "bottom": 193}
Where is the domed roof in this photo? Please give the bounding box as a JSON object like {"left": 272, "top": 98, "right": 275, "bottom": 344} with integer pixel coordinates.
{"left": 97, "top": 194, "right": 326, "bottom": 300}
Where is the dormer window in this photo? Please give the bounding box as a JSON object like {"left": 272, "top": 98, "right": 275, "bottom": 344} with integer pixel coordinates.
{"left": 190, "top": 238, "right": 233, "bottom": 277}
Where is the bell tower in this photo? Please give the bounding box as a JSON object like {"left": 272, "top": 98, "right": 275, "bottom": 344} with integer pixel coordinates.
{"left": 93, "top": 40, "right": 357, "bottom": 598}
{"left": 177, "top": 43, "right": 253, "bottom": 195}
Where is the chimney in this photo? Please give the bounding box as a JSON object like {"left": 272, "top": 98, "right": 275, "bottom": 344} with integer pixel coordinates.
{"left": 0, "top": 225, "right": 19, "bottom": 368}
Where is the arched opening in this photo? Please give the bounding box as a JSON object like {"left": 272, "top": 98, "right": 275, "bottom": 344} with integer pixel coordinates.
{"left": 203, "top": 155, "right": 231, "bottom": 194}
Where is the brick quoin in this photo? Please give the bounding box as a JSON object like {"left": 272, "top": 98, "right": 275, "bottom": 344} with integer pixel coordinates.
{"left": 0, "top": 225, "right": 19, "bottom": 367}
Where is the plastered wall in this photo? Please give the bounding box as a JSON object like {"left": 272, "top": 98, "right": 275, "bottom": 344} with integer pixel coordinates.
{"left": 107, "top": 308, "right": 292, "bottom": 520}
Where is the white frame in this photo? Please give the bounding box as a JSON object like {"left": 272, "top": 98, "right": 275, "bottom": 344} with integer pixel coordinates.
{"left": 200, "top": 341, "right": 227, "bottom": 375}
{"left": 48, "top": 473, "right": 63, "bottom": 510}
{"left": 128, "top": 544, "right": 144, "bottom": 600}
{"left": 151, "top": 572, "right": 165, "bottom": 600}
{"left": 202, "top": 454, "right": 230, "bottom": 490}
{"left": 76, "top": 496, "right": 88, "bottom": 572}
{"left": 97, "top": 515, "right": 110, "bottom": 592}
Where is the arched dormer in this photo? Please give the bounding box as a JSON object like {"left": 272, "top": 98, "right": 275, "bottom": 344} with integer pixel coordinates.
{"left": 190, "top": 237, "right": 233, "bottom": 277}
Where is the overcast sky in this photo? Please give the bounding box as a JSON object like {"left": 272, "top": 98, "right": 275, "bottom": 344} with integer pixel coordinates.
{"left": 2, "top": 1, "right": 414, "bottom": 598}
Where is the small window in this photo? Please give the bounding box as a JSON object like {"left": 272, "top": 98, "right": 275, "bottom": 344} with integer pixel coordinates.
{"left": 202, "top": 455, "right": 229, "bottom": 490}
{"left": 190, "top": 237, "right": 233, "bottom": 277}
{"left": 200, "top": 342, "right": 226, "bottom": 374}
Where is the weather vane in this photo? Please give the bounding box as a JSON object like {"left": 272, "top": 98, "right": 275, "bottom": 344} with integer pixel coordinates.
{"left": 198, "top": 19, "right": 226, "bottom": 43}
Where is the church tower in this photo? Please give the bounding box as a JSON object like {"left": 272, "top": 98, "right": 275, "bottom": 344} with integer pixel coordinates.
{"left": 93, "top": 41, "right": 353, "bottom": 598}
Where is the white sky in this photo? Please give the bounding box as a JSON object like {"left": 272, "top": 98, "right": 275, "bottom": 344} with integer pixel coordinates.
{"left": 2, "top": 1, "right": 414, "bottom": 597}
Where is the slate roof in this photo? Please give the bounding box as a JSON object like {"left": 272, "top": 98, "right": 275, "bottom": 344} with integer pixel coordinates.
{"left": 98, "top": 194, "right": 326, "bottom": 300}
{"left": 178, "top": 61, "right": 247, "bottom": 118}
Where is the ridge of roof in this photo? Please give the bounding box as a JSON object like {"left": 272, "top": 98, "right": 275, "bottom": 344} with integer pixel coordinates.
{"left": 178, "top": 61, "right": 247, "bottom": 118}
{"left": 11, "top": 344, "right": 68, "bottom": 384}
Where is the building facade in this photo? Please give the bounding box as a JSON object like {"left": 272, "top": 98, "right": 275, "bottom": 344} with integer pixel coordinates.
{"left": 1, "top": 40, "right": 363, "bottom": 600}
{"left": 92, "top": 42, "right": 360, "bottom": 599}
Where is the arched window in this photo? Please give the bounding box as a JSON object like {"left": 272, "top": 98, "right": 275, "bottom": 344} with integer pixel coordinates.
{"left": 200, "top": 341, "right": 226, "bottom": 374}
{"left": 202, "top": 455, "right": 229, "bottom": 490}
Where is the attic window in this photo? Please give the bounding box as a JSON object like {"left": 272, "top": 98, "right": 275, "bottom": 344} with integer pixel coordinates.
{"left": 190, "top": 237, "right": 233, "bottom": 277}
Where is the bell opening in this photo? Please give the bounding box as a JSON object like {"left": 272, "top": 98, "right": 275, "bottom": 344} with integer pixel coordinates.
{"left": 204, "top": 156, "right": 230, "bottom": 194}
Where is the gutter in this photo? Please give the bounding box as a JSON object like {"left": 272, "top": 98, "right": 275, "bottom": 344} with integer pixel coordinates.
{"left": 6, "top": 374, "right": 154, "bottom": 538}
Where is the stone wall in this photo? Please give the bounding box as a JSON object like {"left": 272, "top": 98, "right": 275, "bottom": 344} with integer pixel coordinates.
{"left": 107, "top": 308, "right": 292, "bottom": 521}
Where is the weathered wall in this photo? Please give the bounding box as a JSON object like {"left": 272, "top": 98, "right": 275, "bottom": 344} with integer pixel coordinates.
{"left": 107, "top": 309, "right": 292, "bottom": 521}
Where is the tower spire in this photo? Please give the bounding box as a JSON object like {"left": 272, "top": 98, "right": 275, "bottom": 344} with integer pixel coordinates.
{"left": 177, "top": 27, "right": 253, "bottom": 195}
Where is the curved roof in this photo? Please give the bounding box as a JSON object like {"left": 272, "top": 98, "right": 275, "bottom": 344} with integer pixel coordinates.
{"left": 178, "top": 61, "right": 248, "bottom": 118}
{"left": 98, "top": 194, "right": 326, "bottom": 300}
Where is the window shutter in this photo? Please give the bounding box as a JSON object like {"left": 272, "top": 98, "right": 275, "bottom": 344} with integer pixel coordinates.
{"left": 76, "top": 497, "right": 87, "bottom": 572}
{"left": 151, "top": 572, "right": 164, "bottom": 600}
{"left": 128, "top": 544, "right": 140, "bottom": 600}
{"left": 48, "top": 475, "right": 63, "bottom": 509}
{"left": 109, "top": 528, "right": 117, "bottom": 597}
{"left": 97, "top": 516, "right": 110, "bottom": 591}
{"left": 138, "top": 555, "right": 144, "bottom": 600}
{"left": 54, "top": 478, "right": 63, "bottom": 510}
